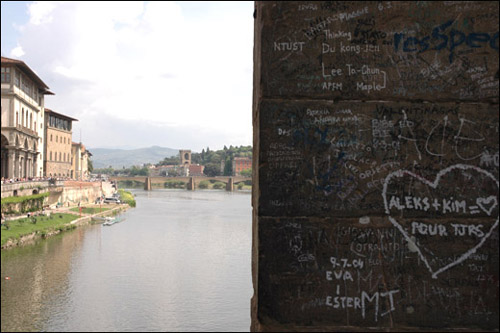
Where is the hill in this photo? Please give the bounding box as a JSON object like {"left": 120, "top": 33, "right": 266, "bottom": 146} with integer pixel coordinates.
{"left": 89, "top": 146, "right": 179, "bottom": 169}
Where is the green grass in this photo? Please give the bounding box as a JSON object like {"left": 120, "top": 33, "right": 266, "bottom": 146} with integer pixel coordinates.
{"left": 69, "top": 207, "right": 111, "bottom": 214}
{"left": 118, "top": 189, "right": 136, "bottom": 207}
{"left": 164, "top": 180, "right": 186, "bottom": 189}
{"left": 1, "top": 213, "right": 79, "bottom": 246}
{"left": 237, "top": 184, "right": 252, "bottom": 190}
{"left": 1, "top": 192, "right": 50, "bottom": 214}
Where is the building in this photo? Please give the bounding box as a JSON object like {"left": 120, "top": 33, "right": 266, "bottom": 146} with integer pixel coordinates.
{"left": 179, "top": 149, "right": 191, "bottom": 165}
{"left": 44, "top": 108, "right": 77, "bottom": 178}
{"left": 71, "top": 142, "right": 92, "bottom": 180}
{"left": 232, "top": 157, "right": 252, "bottom": 176}
{"left": 150, "top": 164, "right": 188, "bottom": 177}
{"left": 188, "top": 164, "right": 205, "bottom": 177}
{"left": 1, "top": 56, "right": 54, "bottom": 179}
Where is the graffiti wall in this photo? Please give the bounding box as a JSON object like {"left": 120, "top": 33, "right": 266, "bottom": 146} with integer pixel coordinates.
{"left": 252, "top": 1, "right": 499, "bottom": 331}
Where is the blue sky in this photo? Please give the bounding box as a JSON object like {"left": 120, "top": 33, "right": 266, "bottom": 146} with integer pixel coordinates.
{"left": 1, "top": 1, "right": 254, "bottom": 151}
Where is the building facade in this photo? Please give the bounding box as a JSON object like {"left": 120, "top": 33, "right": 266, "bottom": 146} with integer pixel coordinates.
{"left": 188, "top": 164, "right": 204, "bottom": 177}
{"left": 150, "top": 164, "right": 189, "bottom": 177}
{"left": 1, "top": 56, "right": 53, "bottom": 179}
{"left": 44, "top": 108, "right": 77, "bottom": 178}
{"left": 232, "top": 157, "right": 252, "bottom": 176}
{"left": 71, "top": 142, "right": 92, "bottom": 180}
{"left": 179, "top": 149, "right": 191, "bottom": 165}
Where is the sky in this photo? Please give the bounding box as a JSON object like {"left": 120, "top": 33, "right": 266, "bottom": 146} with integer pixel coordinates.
{"left": 1, "top": 1, "right": 254, "bottom": 152}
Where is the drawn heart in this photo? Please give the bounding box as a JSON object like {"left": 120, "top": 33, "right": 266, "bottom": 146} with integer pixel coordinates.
{"left": 477, "top": 196, "right": 498, "bottom": 216}
{"left": 382, "top": 164, "right": 499, "bottom": 279}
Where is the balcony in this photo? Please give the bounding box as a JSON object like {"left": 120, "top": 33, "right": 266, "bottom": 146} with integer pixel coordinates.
{"left": 0, "top": 124, "right": 39, "bottom": 138}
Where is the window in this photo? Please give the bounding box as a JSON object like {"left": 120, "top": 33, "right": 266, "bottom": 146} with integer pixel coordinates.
{"left": 56, "top": 135, "right": 58, "bottom": 143}
{"left": 50, "top": 151, "right": 52, "bottom": 161}
{"left": 22, "top": 109, "right": 24, "bottom": 127}
{"left": 14, "top": 70, "right": 20, "bottom": 87}
{"left": 16, "top": 112, "right": 18, "bottom": 126}
{"left": 1, "top": 67, "right": 11, "bottom": 83}
{"left": 50, "top": 134, "right": 53, "bottom": 141}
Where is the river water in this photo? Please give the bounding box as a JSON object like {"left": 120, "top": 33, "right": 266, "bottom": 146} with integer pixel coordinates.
{"left": 1, "top": 190, "right": 253, "bottom": 332}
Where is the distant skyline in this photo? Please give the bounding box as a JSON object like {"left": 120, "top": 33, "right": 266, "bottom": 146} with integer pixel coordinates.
{"left": 1, "top": 1, "right": 254, "bottom": 152}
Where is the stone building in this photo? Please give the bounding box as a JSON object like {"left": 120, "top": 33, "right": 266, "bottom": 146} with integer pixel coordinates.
{"left": 232, "top": 157, "right": 251, "bottom": 176}
{"left": 179, "top": 149, "right": 191, "bottom": 165}
{"left": 188, "top": 164, "right": 204, "bottom": 177}
{"left": 71, "top": 142, "right": 92, "bottom": 180}
{"left": 44, "top": 108, "right": 77, "bottom": 178}
{"left": 1, "top": 56, "right": 54, "bottom": 179}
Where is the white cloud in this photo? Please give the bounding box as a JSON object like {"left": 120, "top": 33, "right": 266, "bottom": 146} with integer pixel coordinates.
{"left": 12, "top": 1, "right": 254, "bottom": 151}
{"left": 10, "top": 44, "right": 25, "bottom": 57}
{"left": 28, "top": 1, "right": 57, "bottom": 25}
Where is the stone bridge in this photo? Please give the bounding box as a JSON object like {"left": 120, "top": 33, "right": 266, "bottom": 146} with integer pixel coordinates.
{"left": 110, "top": 176, "right": 251, "bottom": 191}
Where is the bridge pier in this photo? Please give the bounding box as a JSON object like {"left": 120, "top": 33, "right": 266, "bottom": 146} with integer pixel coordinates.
{"left": 187, "top": 177, "right": 195, "bottom": 190}
{"left": 226, "top": 177, "right": 234, "bottom": 192}
{"left": 144, "top": 177, "right": 152, "bottom": 191}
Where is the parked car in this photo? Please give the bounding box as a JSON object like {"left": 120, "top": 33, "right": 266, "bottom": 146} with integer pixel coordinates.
{"left": 103, "top": 197, "right": 121, "bottom": 204}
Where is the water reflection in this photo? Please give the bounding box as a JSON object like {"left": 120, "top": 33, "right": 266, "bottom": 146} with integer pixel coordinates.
{"left": 1, "top": 190, "right": 252, "bottom": 332}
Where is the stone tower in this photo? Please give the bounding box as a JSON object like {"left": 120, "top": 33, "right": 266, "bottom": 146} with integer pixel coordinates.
{"left": 179, "top": 149, "right": 191, "bottom": 165}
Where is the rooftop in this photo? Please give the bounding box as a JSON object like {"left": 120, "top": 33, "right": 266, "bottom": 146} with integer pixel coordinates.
{"left": 1, "top": 56, "right": 53, "bottom": 94}
{"left": 45, "top": 108, "right": 79, "bottom": 122}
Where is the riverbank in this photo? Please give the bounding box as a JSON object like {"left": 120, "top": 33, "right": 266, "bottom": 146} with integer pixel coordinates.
{"left": 1, "top": 204, "right": 129, "bottom": 250}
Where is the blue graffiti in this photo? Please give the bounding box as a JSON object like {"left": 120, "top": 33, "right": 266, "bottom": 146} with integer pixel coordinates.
{"left": 394, "top": 20, "right": 499, "bottom": 63}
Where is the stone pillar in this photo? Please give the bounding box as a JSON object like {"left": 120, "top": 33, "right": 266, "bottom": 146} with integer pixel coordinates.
{"left": 226, "top": 177, "right": 234, "bottom": 192}
{"left": 187, "top": 177, "right": 195, "bottom": 191}
{"left": 33, "top": 153, "right": 38, "bottom": 178}
{"left": 253, "top": 2, "right": 498, "bottom": 331}
{"left": 7, "top": 150, "right": 15, "bottom": 179}
{"left": 14, "top": 152, "right": 19, "bottom": 178}
{"left": 144, "top": 177, "right": 152, "bottom": 191}
{"left": 27, "top": 157, "right": 32, "bottom": 178}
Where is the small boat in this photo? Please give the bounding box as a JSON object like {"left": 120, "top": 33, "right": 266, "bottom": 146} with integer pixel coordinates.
{"left": 102, "top": 216, "right": 124, "bottom": 226}
{"left": 92, "top": 216, "right": 111, "bottom": 224}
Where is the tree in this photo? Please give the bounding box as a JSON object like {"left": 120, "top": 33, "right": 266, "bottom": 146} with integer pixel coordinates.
{"left": 223, "top": 159, "right": 233, "bottom": 176}
{"left": 203, "top": 163, "right": 220, "bottom": 177}
{"left": 240, "top": 168, "right": 252, "bottom": 177}
{"left": 88, "top": 159, "right": 94, "bottom": 173}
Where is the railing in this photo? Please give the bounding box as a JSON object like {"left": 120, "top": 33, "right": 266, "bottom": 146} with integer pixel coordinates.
{"left": 1, "top": 179, "right": 65, "bottom": 191}
{"left": 0, "top": 125, "right": 39, "bottom": 138}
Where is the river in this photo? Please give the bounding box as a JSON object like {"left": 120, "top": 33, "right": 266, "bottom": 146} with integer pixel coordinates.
{"left": 1, "top": 189, "right": 253, "bottom": 332}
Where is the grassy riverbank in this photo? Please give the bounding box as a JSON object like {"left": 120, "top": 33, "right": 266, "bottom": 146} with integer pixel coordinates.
{"left": 69, "top": 206, "right": 111, "bottom": 214}
{"left": 1, "top": 213, "right": 79, "bottom": 247}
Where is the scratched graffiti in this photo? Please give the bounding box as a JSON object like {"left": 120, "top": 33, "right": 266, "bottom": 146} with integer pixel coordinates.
{"left": 261, "top": 1, "right": 499, "bottom": 101}
{"left": 254, "top": 1, "right": 499, "bottom": 330}
{"left": 259, "top": 100, "right": 499, "bottom": 217}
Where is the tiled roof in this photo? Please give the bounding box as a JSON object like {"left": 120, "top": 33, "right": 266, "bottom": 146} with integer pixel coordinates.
{"left": 1, "top": 56, "right": 52, "bottom": 92}
{"left": 45, "top": 108, "right": 79, "bottom": 121}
